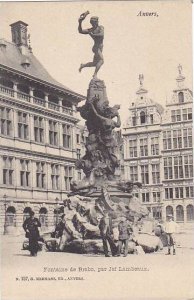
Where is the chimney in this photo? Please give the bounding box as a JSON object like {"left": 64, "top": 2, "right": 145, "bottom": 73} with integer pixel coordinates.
{"left": 10, "top": 21, "right": 28, "bottom": 47}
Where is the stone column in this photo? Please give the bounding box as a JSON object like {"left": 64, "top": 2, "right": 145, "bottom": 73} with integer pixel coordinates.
{"left": 45, "top": 118, "right": 49, "bottom": 145}
{"left": 45, "top": 93, "right": 49, "bottom": 109}
{"left": 13, "top": 109, "right": 18, "bottom": 138}
{"left": 58, "top": 122, "right": 62, "bottom": 147}
{"left": 29, "top": 114, "right": 34, "bottom": 141}
{"left": 58, "top": 97, "right": 63, "bottom": 113}
{"left": 29, "top": 87, "right": 34, "bottom": 104}
{"left": 71, "top": 125, "right": 77, "bottom": 159}
{"left": 13, "top": 82, "right": 18, "bottom": 99}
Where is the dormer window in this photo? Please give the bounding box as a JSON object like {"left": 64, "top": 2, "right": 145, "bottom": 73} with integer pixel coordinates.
{"left": 132, "top": 116, "right": 136, "bottom": 126}
{"left": 140, "top": 111, "right": 146, "bottom": 124}
{"left": 178, "top": 91, "right": 184, "bottom": 103}
{"left": 21, "top": 57, "right": 30, "bottom": 69}
{"left": 150, "top": 114, "right": 154, "bottom": 124}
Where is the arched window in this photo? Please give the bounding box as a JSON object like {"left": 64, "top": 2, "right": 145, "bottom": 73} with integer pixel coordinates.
{"left": 48, "top": 94, "right": 59, "bottom": 104}
{"left": 23, "top": 207, "right": 32, "bottom": 221}
{"left": 6, "top": 206, "right": 16, "bottom": 226}
{"left": 186, "top": 205, "right": 194, "bottom": 221}
{"left": 178, "top": 92, "right": 184, "bottom": 103}
{"left": 166, "top": 206, "right": 173, "bottom": 220}
{"left": 140, "top": 111, "right": 146, "bottom": 124}
{"left": 176, "top": 205, "right": 184, "bottom": 222}
{"left": 17, "top": 84, "right": 30, "bottom": 95}
{"left": 39, "top": 207, "right": 48, "bottom": 227}
{"left": 33, "top": 89, "right": 45, "bottom": 100}
{"left": 0, "top": 78, "right": 13, "bottom": 88}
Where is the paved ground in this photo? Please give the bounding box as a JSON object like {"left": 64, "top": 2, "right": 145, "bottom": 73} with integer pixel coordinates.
{"left": 1, "top": 233, "right": 194, "bottom": 300}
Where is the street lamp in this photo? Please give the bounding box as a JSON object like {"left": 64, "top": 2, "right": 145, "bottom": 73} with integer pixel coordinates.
{"left": 3, "top": 194, "right": 7, "bottom": 235}
{"left": 55, "top": 197, "right": 60, "bottom": 226}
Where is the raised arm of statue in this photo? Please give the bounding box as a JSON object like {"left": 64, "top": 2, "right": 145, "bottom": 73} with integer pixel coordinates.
{"left": 78, "top": 11, "right": 90, "bottom": 34}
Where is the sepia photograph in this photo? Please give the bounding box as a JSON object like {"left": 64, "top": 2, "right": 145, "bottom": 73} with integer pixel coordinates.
{"left": 0, "top": 1, "right": 193, "bottom": 299}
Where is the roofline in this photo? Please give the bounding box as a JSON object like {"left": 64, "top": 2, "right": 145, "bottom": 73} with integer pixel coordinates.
{"left": 10, "top": 21, "right": 28, "bottom": 27}
{"left": 0, "top": 64, "right": 86, "bottom": 103}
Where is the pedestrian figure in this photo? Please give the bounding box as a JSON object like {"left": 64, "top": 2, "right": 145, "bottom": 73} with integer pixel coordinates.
{"left": 117, "top": 217, "right": 133, "bottom": 257}
{"left": 164, "top": 214, "right": 178, "bottom": 255}
{"left": 54, "top": 214, "right": 74, "bottom": 251}
{"left": 23, "top": 211, "right": 41, "bottom": 257}
{"left": 99, "top": 210, "right": 117, "bottom": 257}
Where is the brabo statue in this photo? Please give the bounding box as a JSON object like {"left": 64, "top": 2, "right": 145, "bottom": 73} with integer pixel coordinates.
{"left": 78, "top": 11, "right": 104, "bottom": 79}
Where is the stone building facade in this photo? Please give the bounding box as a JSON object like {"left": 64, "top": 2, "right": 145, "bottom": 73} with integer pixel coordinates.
{"left": 0, "top": 21, "right": 85, "bottom": 234}
{"left": 123, "top": 69, "right": 193, "bottom": 227}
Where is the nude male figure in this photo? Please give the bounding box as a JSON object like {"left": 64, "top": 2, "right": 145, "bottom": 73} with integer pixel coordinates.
{"left": 78, "top": 12, "right": 104, "bottom": 79}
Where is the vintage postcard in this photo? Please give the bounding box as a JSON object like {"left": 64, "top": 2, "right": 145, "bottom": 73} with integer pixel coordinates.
{"left": 0, "top": 1, "right": 193, "bottom": 300}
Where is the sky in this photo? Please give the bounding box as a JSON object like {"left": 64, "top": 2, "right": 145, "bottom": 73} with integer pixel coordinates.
{"left": 0, "top": 1, "right": 192, "bottom": 124}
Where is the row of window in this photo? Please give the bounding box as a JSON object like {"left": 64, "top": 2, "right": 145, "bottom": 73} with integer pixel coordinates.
{"left": 171, "top": 108, "right": 192, "bottom": 122}
{"left": 163, "top": 128, "right": 192, "bottom": 150}
{"left": 128, "top": 128, "right": 192, "bottom": 158}
{"left": 164, "top": 155, "right": 193, "bottom": 179}
{"left": 165, "top": 186, "right": 193, "bottom": 199}
{"left": 139, "top": 186, "right": 194, "bottom": 204}
{"left": 129, "top": 155, "right": 193, "bottom": 184}
{"left": 132, "top": 111, "right": 154, "bottom": 126}
{"left": 0, "top": 107, "right": 74, "bottom": 148}
{"left": 130, "top": 164, "right": 160, "bottom": 184}
{"left": 2, "top": 156, "right": 80, "bottom": 191}
{"left": 129, "top": 137, "right": 159, "bottom": 157}
{"left": 166, "top": 204, "right": 194, "bottom": 222}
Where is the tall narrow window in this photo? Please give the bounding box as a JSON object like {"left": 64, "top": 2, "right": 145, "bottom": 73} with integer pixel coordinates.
{"left": 153, "top": 192, "right": 160, "bottom": 203}
{"left": 129, "top": 139, "right": 137, "bottom": 157}
{"left": 173, "top": 129, "right": 182, "bottom": 149}
{"left": 51, "top": 164, "right": 60, "bottom": 190}
{"left": 0, "top": 107, "right": 12, "bottom": 136}
{"left": 165, "top": 188, "right": 173, "bottom": 199}
{"left": 164, "top": 157, "right": 173, "bottom": 179}
{"left": 183, "top": 128, "right": 192, "bottom": 148}
{"left": 141, "top": 165, "right": 149, "bottom": 184}
{"left": 63, "top": 124, "right": 71, "bottom": 148}
{"left": 152, "top": 164, "right": 160, "bottom": 184}
{"left": 142, "top": 193, "right": 149, "bottom": 203}
{"left": 163, "top": 131, "right": 172, "bottom": 150}
{"left": 77, "top": 149, "right": 81, "bottom": 160}
{"left": 140, "top": 138, "right": 148, "bottom": 156}
{"left": 140, "top": 111, "right": 146, "bottom": 124}
{"left": 49, "top": 120, "right": 58, "bottom": 146}
{"left": 76, "top": 134, "right": 80, "bottom": 144}
{"left": 171, "top": 109, "right": 181, "bottom": 122}
{"left": 130, "top": 166, "right": 138, "bottom": 182}
{"left": 175, "top": 187, "right": 184, "bottom": 199}
{"left": 185, "top": 187, "right": 194, "bottom": 198}
{"left": 36, "top": 162, "right": 46, "bottom": 188}
{"left": 3, "top": 156, "right": 13, "bottom": 185}
{"left": 20, "top": 160, "right": 30, "bottom": 187}
{"left": 150, "top": 114, "right": 154, "bottom": 124}
{"left": 178, "top": 92, "right": 184, "bottom": 103}
{"left": 64, "top": 166, "right": 73, "bottom": 191}
{"left": 34, "top": 116, "right": 44, "bottom": 143}
{"left": 132, "top": 116, "right": 136, "bottom": 126}
{"left": 151, "top": 137, "right": 159, "bottom": 155}
{"left": 18, "top": 112, "right": 29, "bottom": 139}
{"left": 174, "top": 156, "right": 183, "bottom": 179}
{"left": 184, "top": 155, "right": 193, "bottom": 178}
